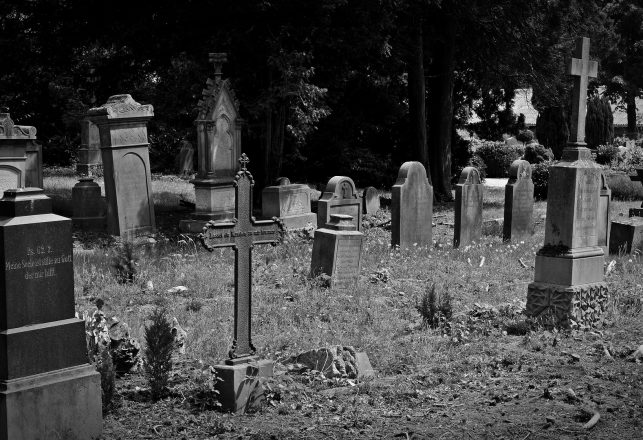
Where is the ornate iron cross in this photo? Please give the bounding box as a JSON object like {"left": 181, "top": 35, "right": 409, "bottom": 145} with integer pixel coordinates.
{"left": 198, "top": 154, "right": 282, "bottom": 365}
{"left": 567, "top": 37, "right": 598, "bottom": 145}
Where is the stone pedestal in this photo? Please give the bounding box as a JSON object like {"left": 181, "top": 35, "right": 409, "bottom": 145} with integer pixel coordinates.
{"left": 526, "top": 148, "right": 608, "bottom": 328}
{"left": 262, "top": 178, "right": 316, "bottom": 229}
{"left": 310, "top": 214, "right": 363, "bottom": 289}
{"left": 76, "top": 118, "right": 103, "bottom": 175}
{"left": 88, "top": 94, "right": 155, "bottom": 238}
{"left": 0, "top": 188, "right": 102, "bottom": 439}
{"left": 213, "top": 358, "right": 273, "bottom": 413}
{"left": 72, "top": 177, "right": 105, "bottom": 231}
{"left": 0, "top": 112, "right": 34, "bottom": 196}
{"left": 609, "top": 217, "right": 643, "bottom": 254}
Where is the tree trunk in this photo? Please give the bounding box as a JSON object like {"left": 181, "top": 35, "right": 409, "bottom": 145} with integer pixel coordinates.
{"left": 626, "top": 85, "right": 637, "bottom": 137}
{"left": 407, "top": 11, "right": 429, "bottom": 174}
{"left": 427, "top": 15, "right": 455, "bottom": 201}
{"left": 264, "top": 102, "right": 286, "bottom": 186}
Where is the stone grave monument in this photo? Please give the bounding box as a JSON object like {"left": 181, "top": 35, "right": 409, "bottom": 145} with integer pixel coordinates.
{"left": 503, "top": 159, "right": 534, "bottom": 242}
{"left": 317, "top": 176, "right": 362, "bottom": 231}
{"left": 76, "top": 118, "right": 102, "bottom": 175}
{"left": 0, "top": 110, "right": 34, "bottom": 196}
{"left": 87, "top": 94, "right": 155, "bottom": 237}
{"left": 72, "top": 177, "right": 106, "bottom": 231}
{"left": 526, "top": 37, "right": 608, "bottom": 328}
{"left": 310, "top": 214, "right": 364, "bottom": 289}
{"left": 597, "top": 171, "right": 611, "bottom": 255}
{"left": 198, "top": 154, "right": 282, "bottom": 413}
{"left": 0, "top": 188, "right": 102, "bottom": 438}
{"left": 362, "top": 186, "right": 380, "bottom": 215}
{"left": 261, "top": 177, "right": 316, "bottom": 229}
{"left": 180, "top": 53, "right": 243, "bottom": 233}
{"left": 391, "top": 161, "right": 433, "bottom": 248}
{"left": 454, "top": 167, "right": 483, "bottom": 248}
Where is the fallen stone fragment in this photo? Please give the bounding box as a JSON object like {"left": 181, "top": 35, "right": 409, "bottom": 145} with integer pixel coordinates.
{"left": 285, "top": 346, "right": 375, "bottom": 379}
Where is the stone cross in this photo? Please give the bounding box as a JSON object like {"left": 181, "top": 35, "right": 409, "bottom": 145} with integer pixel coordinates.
{"left": 567, "top": 37, "right": 598, "bottom": 145}
{"left": 198, "top": 154, "right": 282, "bottom": 364}
{"left": 209, "top": 52, "right": 228, "bottom": 82}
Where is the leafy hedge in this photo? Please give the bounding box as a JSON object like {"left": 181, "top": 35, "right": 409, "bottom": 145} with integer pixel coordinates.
{"left": 472, "top": 140, "right": 523, "bottom": 177}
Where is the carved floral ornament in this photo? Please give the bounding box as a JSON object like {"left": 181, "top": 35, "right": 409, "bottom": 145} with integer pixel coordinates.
{"left": 196, "top": 79, "right": 240, "bottom": 121}
{"left": 0, "top": 112, "right": 36, "bottom": 139}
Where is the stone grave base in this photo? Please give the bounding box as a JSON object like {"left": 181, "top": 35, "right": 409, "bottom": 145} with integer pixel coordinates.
{"left": 0, "top": 364, "right": 102, "bottom": 440}
{"left": 526, "top": 281, "right": 609, "bottom": 328}
{"left": 533, "top": 251, "right": 604, "bottom": 286}
{"left": 609, "top": 217, "right": 643, "bottom": 254}
{"left": 214, "top": 359, "right": 273, "bottom": 413}
{"left": 629, "top": 207, "right": 643, "bottom": 217}
{"left": 73, "top": 215, "right": 105, "bottom": 231}
{"left": 278, "top": 212, "right": 317, "bottom": 230}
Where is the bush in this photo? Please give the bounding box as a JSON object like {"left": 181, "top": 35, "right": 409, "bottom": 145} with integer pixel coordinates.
{"left": 586, "top": 96, "right": 614, "bottom": 149}
{"left": 516, "top": 129, "right": 535, "bottom": 144}
{"left": 596, "top": 144, "right": 619, "bottom": 166}
{"left": 522, "top": 143, "right": 554, "bottom": 165}
{"left": 473, "top": 140, "right": 523, "bottom": 177}
{"left": 144, "top": 308, "right": 174, "bottom": 401}
{"left": 532, "top": 161, "right": 552, "bottom": 200}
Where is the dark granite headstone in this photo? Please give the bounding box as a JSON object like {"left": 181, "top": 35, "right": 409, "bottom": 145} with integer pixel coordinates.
{"left": 609, "top": 217, "right": 643, "bottom": 254}
{"left": 503, "top": 159, "right": 534, "bottom": 242}
{"left": 72, "top": 177, "right": 106, "bottom": 231}
{"left": 317, "top": 176, "right": 362, "bottom": 231}
{"left": 0, "top": 188, "right": 102, "bottom": 439}
{"left": 391, "top": 162, "right": 433, "bottom": 248}
{"left": 454, "top": 167, "right": 483, "bottom": 247}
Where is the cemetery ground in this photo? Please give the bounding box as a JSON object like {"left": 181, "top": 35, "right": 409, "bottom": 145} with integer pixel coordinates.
{"left": 46, "top": 168, "right": 642, "bottom": 439}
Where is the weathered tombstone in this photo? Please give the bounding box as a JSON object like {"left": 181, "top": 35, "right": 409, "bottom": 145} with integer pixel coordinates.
{"left": 391, "top": 162, "right": 433, "bottom": 248}
{"left": 310, "top": 214, "right": 364, "bottom": 289}
{"left": 454, "top": 167, "right": 483, "bottom": 248}
{"left": 362, "top": 186, "right": 380, "bottom": 215}
{"left": 0, "top": 188, "right": 102, "bottom": 438}
{"left": 177, "top": 138, "right": 195, "bottom": 177}
{"left": 180, "top": 53, "right": 243, "bottom": 233}
{"left": 317, "top": 176, "right": 362, "bottom": 231}
{"left": 198, "top": 154, "right": 282, "bottom": 413}
{"left": 526, "top": 37, "right": 608, "bottom": 328}
{"left": 262, "top": 177, "right": 316, "bottom": 229}
{"left": 629, "top": 168, "right": 643, "bottom": 217}
{"left": 72, "top": 177, "right": 106, "bottom": 231}
{"left": 25, "top": 139, "right": 43, "bottom": 188}
{"left": 87, "top": 94, "right": 155, "bottom": 237}
{"left": 0, "top": 110, "right": 34, "bottom": 195}
{"left": 598, "top": 171, "right": 611, "bottom": 256}
{"left": 76, "top": 118, "right": 103, "bottom": 175}
{"left": 609, "top": 217, "right": 643, "bottom": 254}
{"left": 503, "top": 159, "right": 534, "bottom": 242}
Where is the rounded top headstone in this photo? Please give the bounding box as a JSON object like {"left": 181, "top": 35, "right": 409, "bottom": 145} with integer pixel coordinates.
{"left": 458, "top": 166, "right": 481, "bottom": 185}
{"left": 394, "top": 161, "right": 429, "bottom": 186}
{"left": 362, "top": 186, "right": 380, "bottom": 214}
{"left": 324, "top": 176, "right": 357, "bottom": 199}
{"left": 274, "top": 177, "right": 291, "bottom": 186}
{"left": 508, "top": 159, "right": 532, "bottom": 180}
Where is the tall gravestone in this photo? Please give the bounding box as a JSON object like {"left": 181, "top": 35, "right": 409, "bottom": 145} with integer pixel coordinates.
{"left": 391, "top": 161, "right": 433, "bottom": 248}
{"left": 198, "top": 154, "right": 282, "bottom": 412}
{"left": 317, "top": 176, "right": 362, "bottom": 231}
{"left": 87, "top": 94, "right": 155, "bottom": 237}
{"left": 262, "top": 177, "right": 316, "bottom": 229}
{"left": 503, "top": 159, "right": 534, "bottom": 242}
{"left": 454, "top": 167, "right": 483, "bottom": 248}
{"left": 0, "top": 188, "right": 102, "bottom": 438}
{"left": 0, "top": 110, "right": 34, "bottom": 196}
{"left": 180, "top": 53, "right": 243, "bottom": 233}
{"left": 526, "top": 37, "right": 608, "bottom": 328}
{"left": 76, "top": 118, "right": 102, "bottom": 175}
{"left": 362, "top": 186, "right": 380, "bottom": 215}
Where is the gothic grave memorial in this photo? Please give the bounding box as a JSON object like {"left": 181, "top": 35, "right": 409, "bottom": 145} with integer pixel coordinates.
{"left": 391, "top": 161, "right": 433, "bottom": 248}
{"left": 310, "top": 213, "right": 364, "bottom": 290}
{"left": 198, "top": 154, "right": 283, "bottom": 413}
{"left": 87, "top": 94, "right": 155, "bottom": 237}
{"left": 0, "top": 110, "right": 34, "bottom": 196}
{"left": 261, "top": 177, "right": 316, "bottom": 229}
{"left": 317, "top": 176, "right": 362, "bottom": 231}
{"left": 180, "top": 53, "right": 243, "bottom": 233}
{"left": 0, "top": 188, "right": 102, "bottom": 439}
{"left": 503, "top": 159, "right": 534, "bottom": 242}
{"left": 526, "top": 37, "right": 608, "bottom": 328}
{"left": 454, "top": 166, "right": 483, "bottom": 248}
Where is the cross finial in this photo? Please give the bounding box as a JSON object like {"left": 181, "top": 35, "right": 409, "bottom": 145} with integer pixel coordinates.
{"left": 567, "top": 37, "right": 598, "bottom": 146}
{"left": 239, "top": 153, "right": 249, "bottom": 171}
{"left": 209, "top": 52, "right": 228, "bottom": 83}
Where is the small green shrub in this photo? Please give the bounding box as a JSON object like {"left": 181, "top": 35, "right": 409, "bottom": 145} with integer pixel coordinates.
{"left": 522, "top": 143, "right": 554, "bottom": 165}
{"left": 596, "top": 144, "right": 619, "bottom": 165}
{"left": 473, "top": 140, "right": 523, "bottom": 177}
{"left": 417, "top": 284, "right": 453, "bottom": 329}
{"left": 112, "top": 242, "right": 137, "bottom": 284}
{"left": 532, "top": 161, "right": 551, "bottom": 200}
{"left": 516, "top": 129, "right": 535, "bottom": 144}
{"left": 144, "top": 308, "right": 174, "bottom": 401}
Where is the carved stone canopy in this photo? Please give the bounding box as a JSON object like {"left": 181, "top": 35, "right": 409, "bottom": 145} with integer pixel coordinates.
{"left": 196, "top": 53, "right": 240, "bottom": 122}
{"left": 0, "top": 112, "right": 37, "bottom": 140}
{"left": 87, "top": 94, "right": 154, "bottom": 120}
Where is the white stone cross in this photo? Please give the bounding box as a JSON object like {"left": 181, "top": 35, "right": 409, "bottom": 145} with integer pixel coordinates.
{"left": 567, "top": 37, "right": 598, "bottom": 145}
